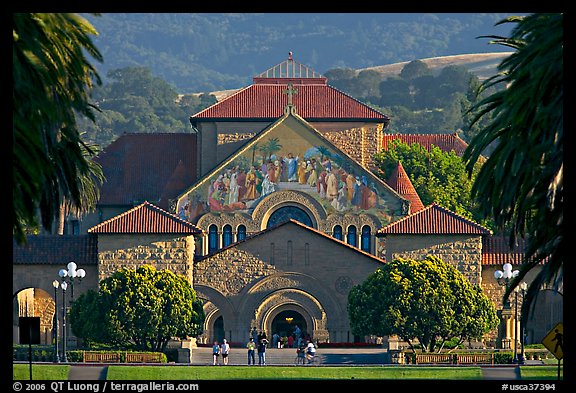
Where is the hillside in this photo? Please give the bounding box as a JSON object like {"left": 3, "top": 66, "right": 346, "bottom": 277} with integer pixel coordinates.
{"left": 83, "top": 13, "right": 524, "bottom": 92}
{"left": 201, "top": 52, "right": 511, "bottom": 101}
{"left": 360, "top": 52, "right": 512, "bottom": 81}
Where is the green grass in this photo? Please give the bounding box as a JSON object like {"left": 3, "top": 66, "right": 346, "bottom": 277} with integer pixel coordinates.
{"left": 107, "top": 365, "right": 483, "bottom": 380}
{"left": 13, "top": 364, "right": 70, "bottom": 380}
{"left": 13, "top": 364, "right": 563, "bottom": 381}
{"left": 519, "top": 366, "right": 563, "bottom": 380}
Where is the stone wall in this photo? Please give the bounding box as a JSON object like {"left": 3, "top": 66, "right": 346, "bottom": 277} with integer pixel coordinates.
{"left": 384, "top": 234, "right": 483, "bottom": 285}
{"left": 321, "top": 125, "right": 383, "bottom": 170}
{"left": 96, "top": 234, "right": 196, "bottom": 283}
{"left": 193, "top": 221, "right": 386, "bottom": 344}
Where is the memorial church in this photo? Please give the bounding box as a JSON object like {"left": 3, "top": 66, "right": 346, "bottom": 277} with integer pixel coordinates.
{"left": 13, "top": 53, "right": 562, "bottom": 351}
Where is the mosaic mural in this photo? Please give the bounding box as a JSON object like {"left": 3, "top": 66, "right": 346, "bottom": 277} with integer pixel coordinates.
{"left": 176, "top": 115, "right": 403, "bottom": 226}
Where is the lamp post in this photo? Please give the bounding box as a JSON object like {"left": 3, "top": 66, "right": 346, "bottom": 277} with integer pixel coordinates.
{"left": 52, "top": 280, "right": 60, "bottom": 363}
{"left": 58, "top": 261, "right": 86, "bottom": 353}
{"left": 494, "top": 262, "right": 519, "bottom": 362}
{"left": 60, "top": 281, "right": 68, "bottom": 362}
{"left": 518, "top": 281, "right": 528, "bottom": 364}
{"left": 59, "top": 261, "right": 86, "bottom": 303}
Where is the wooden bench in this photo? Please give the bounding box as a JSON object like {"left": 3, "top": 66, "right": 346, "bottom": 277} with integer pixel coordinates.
{"left": 83, "top": 351, "right": 121, "bottom": 363}
{"left": 415, "top": 353, "right": 454, "bottom": 364}
{"left": 125, "top": 352, "right": 164, "bottom": 363}
{"left": 456, "top": 353, "right": 494, "bottom": 365}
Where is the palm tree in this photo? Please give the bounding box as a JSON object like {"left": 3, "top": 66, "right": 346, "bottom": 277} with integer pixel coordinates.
{"left": 13, "top": 13, "right": 105, "bottom": 244}
{"left": 462, "top": 13, "right": 563, "bottom": 319}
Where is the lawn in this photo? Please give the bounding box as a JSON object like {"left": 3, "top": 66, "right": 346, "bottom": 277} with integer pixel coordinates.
{"left": 106, "top": 365, "right": 483, "bottom": 380}
{"left": 13, "top": 364, "right": 563, "bottom": 381}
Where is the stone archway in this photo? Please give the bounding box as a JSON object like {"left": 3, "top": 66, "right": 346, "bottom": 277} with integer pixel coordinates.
{"left": 253, "top": 288, "right": 329, "bottom": 342}
{"left": 13, "top": 288, "right": 56, "bottom": 346}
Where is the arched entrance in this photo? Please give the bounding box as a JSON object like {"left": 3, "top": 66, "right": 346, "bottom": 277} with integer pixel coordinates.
{"left": 271, "top": 310, "right": 307, "bottom": 338}
{"left": 213, "top": 315, "right": 225, "bottom": 343}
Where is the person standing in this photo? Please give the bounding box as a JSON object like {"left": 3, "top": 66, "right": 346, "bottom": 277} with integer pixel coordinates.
{"left": 212, "top": 341, "right": 221, "bottom": 366}
{"left": 305, "top": 340, "right": 316, "bottom": 364}
{"left": 221, "top": 338, "right": 230, "bottom": 365}
{"left": 257, "top": 338, "right": 268, "bottom": 365}
{"left": 246, "top": 337, "right": 256, "bottom": 365}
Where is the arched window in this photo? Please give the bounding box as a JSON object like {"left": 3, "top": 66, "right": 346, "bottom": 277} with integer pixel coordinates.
{"left": 222, "top": 224, "right": 233, "bottom": 247}
{"left": 347, "top": 225, "right": 357, "bottom": 247}
{"left": 208, "top": 225, "right": 219, "bottom": 253}
{"left": 361, "top": 225, "right": 371, "bottom": 253}
{"left": 333, "top": 225, "right": 343, "bottom": 241}
{"left": 267, "top": 205, "right": 313, "bottom": 228}
{"left": 237, "top": 225, "right": 246, "bottom": 242}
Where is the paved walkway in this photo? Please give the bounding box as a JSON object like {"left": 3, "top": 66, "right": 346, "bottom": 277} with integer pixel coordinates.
{"left": 63, "top": 348, "right": 525, "bottom": 380}
{"left": 67, "top": 365, "right": 108, "bottom": 380}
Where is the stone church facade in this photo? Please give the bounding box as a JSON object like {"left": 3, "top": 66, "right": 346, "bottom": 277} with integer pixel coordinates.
{"left": 12, "top": 53, "right": 562, "bottom": 354}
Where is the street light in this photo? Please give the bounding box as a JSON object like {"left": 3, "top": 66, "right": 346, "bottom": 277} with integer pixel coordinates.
{"left": 52, "top": 280, "right": 60, "bottom": 363}
{"left": 517, "top": 281, "right": 528, "bottom": 364}
{"left": 59, "top": 261, "right": 86, "bottom": 303}
{"left": 60, "top": 281, "right": 68, "bottom": 362}
{"left": 494, "top": 262, "right": 520, "bottom": 362}
{"left": 58, "top": 261, "right": 86, "bottom": 356}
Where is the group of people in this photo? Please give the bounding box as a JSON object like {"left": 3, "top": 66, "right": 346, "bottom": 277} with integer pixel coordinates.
{"left": 211, "top": 338, "right": 230, "bottom": 366}
{"left": 211, "top": 326, "right": 317, "bottom": 366}
{"left": 248, "top": 327, "right": 269, "bottom": 365}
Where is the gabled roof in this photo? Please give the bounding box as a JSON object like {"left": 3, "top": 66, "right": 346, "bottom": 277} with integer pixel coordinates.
{"left": 382, "top": 132, "right": 469, "bottom": 156}
{"left": 190, "top": 53, "right": 389, "bottom": 124}
{"left": 88, "top": 201, "right": 203, "bottom": 234}
{"left": 94, "top": 133, "right": 197, "bottom": 209}
{"left": 377, "top": 203, "right": 492, "bottom": 235}
{"left": 386, "top": 161, "right": 425, "bottom": 213}
{"left": 190, "top": 84, "right": 390, "bottom": 123}
{"left": 179, "top": 106, "right": 405, "bottom": 204}
{"left": 197, "top": 219, "right": 385, "bottom": 264}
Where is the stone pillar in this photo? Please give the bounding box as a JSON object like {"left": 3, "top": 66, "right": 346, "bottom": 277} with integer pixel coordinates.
{"left": 177, "top": 338, "right": 197, "bottom": 363}
{"left": 498, "top": 307, "right": 514, "bottom": 349}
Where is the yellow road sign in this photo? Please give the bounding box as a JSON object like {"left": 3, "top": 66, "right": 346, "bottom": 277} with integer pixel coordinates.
{"left": 541, "top": 322, "right": 563, "bottom": 360}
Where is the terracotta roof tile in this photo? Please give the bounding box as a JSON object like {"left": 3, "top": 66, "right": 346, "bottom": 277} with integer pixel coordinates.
{"left": 377, "top": 203, "right": 492, "bottom": 235}
{"left": 190, "top": 84, "right": 389, "bottom": 122}
{"left": 13, "top": 235, "right": 98, "bottom": 265}
{"left": 94, "top": 133, "right": 197, "bottom": 209}
{"left": 481, "top": 234, "right": 541, "bottom": 266}
{"left": 382, "top": 133, "right": 469, "bottom": 156}
{"left": 88, "top": 201, "right": 203, "bottom": 234}
{"left": 386, "top": 161, "right": 425, "bottom": 213}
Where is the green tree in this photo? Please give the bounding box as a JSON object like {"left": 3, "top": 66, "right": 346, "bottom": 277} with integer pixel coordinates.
{"left": 378, "top": 77, "right": 412, "bottom": 107}
{"left": 347, "top": 256, "right": 498, "bottom": 353}
{"left": 70, "top": 265, "right": 204, "bottom": 351}
{"left": 462, "top": 13, "right": 563, "bottom": 317}
{"left": 373, "top": 139, "right": 489, "bottom": 227}
{"left": 13, "top": 13, "right": 105, "bottom": 244}
{"left": 399, "top": 59, "right": 432, "bottom": 81}
{"left": 79, "top": 66, "right": 199, "bottom": 147}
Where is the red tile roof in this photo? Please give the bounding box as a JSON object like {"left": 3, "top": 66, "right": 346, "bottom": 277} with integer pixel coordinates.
{"left": 382, "top": 132, "right": 469, "bottom": 156}
{"left": 192, "top": 53, "right": 389, "bottom": 123}
{"left": 94, "top": 133, "right": 197, "bottom": 209}
{"left": 386, "top": 161, "right": 425, "bottom": 213}
{"left": 190, "top": 84, "right": 389, "bottom": 123}
{"left": 13, "top": 235, "right": 98, "bottom": 265}
{"left": 377, "top": 203, "right": 491, "bottom": 235}
{"left": 88, "top": 201, "right": 203, "bottom": 234}
{"left": 482, "top": 235, "right": 528, "bottom": 266}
